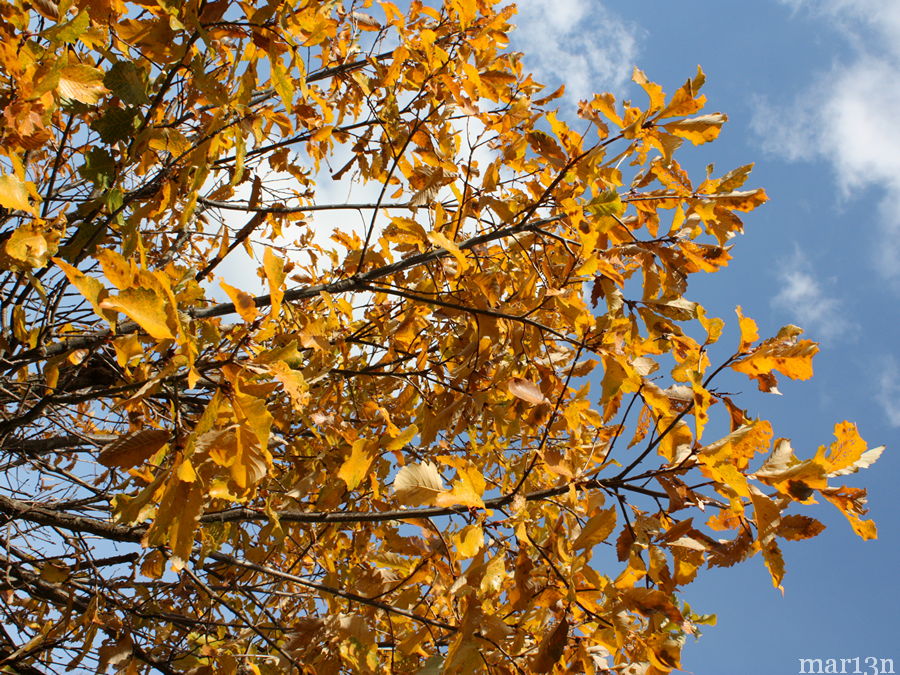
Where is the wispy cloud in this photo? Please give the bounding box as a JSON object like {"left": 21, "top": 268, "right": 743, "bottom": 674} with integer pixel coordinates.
{"left": 510, "top": 0, "right": 640, "bottom": 101}
{"left": 876, "top": 356, "right": 900, "bottom": 428}
{"left": 771, "top": 246, "right": 853, "bottom": 341}
{"left": 752, "top": 1, "right": 900, "bottom": 284}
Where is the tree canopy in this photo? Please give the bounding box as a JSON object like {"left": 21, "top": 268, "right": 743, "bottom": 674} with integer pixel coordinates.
{"left": 0, "top": 0, "right": 883, "bottom": 673}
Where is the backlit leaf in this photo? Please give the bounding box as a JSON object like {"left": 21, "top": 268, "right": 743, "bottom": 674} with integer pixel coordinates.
{"left": 100, "top": 288, "right": 177, "bottom": 340}
{"left": 393, "top": 462, "right": 445, "bottom": 506}
{"left": 571, "top": 507, "right": 617, "bottom": 551}
{"left": 663, "top": 113, "right": 727, "bottom": 145}
{"left": 0, "top": 174, "right": 35, "bottom": 214}
{"left": 507, "top": 377, "right": 547, "bottom": 405}
{"left": 58, "top": 64, "right": 108, "bottom": 104}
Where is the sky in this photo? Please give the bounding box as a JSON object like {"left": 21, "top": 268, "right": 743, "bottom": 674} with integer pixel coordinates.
{"left": 508, "top": 1, "right": 899, "bottom": 672}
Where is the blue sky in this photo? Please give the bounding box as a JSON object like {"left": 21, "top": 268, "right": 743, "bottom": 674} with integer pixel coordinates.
{"left": 512, "top": 1, "right": 899, "bottom": 672}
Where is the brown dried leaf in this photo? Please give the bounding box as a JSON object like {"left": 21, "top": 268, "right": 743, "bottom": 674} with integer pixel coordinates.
{"left": 98, "top": 429, "right": 169, "bottom": 468}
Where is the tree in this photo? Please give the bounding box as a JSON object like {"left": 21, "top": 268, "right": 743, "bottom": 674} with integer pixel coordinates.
{"left": 0, "top": 0, "right": 883, "bottom": 672}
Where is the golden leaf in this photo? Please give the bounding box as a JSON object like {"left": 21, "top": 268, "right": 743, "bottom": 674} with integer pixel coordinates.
{"left": 663, "top": 112, "right": 727, "bottom": 145}
{"left": 427, "top": 230, "right": 469, "bottom": 271}
{"left": 735, "top": 305, "right": 758, "bottom": 352}
{"left": 3, "top": 223, "right": 55, "bottom": 268}
{"left": 434, "top": 463, "right": 485, "bottom": 508}
{"left": 57, "top": 64, "right": 108, "bottom": 104}
{"left": 819, "top": 486, "right": 877, "bottom": 540}
{"left": 0, "top": 174, "right": 35, "bottom": 214}
{"left": 571, "top": 507, "right": 617, "bottom": 551}
{"left": 263, "top": 247, "right": 285, "bottom": 318}
{"left": 338, "top": 439, "right": 375, "bottom": 491}
{"left": 53, "top": 257, "right": 116, "bottom": 327}
{"left": 100, "top": 287, "right": 177, "bottom": 340}
{"left": 452, "top": 524, "right": 484, "bottom": 559}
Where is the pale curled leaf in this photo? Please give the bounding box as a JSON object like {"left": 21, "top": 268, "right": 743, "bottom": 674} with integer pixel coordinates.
{"left": 393, "top": 462, "right": 446, "bottom": 506}
{"left": 507, "top": 377, "right": 548, "bottom": 405}
{"left": 827, "top": 446, "right": 884, "bottom": 476}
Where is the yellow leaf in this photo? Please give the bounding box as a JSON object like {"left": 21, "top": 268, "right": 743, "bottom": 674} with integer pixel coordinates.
{"left": 58, "top": 64, "right": 108, "bottom": 104}
{"left": 263, "top": 247, "right": 285, "bottom": 319}
{"left": 269, "top": 50, "right": 294, "bottom": 110}
{"left": 98, "top": 429, "right": 169, "bottom": 468}
{"left": 101, "top": 287, "right": 177, "bottom": 340}
{"left": 143, "top": 477, "right": 204, "bottom": 571}
{"left": 385, "top": 424, "right": 418, "bottom": 451}
{"left": 229, "top": 425, "right": 269, "bottom": 490}
{"left": 633, "top": 67, "right": 665, "bottom": 112}
{"left": 0, "top": 174, "right": 36, "bottom": 214}
{"left": 53, "top": 257, "right": 116, "bottom": 327}
{"left": 177, "top": 458, "right": 197, "bottom": 482}
{"left": 268, "top": 360, "right": 308, "bottom": 409}
{"left": 750, "top": 488, "right": 785, "bottom": 590}
{"left": 338, "top": 439, "right": 375, "bottom": 491}
{"left": 658, "top": 419, "right": 693, "bottom": 463}
{"left": 427, "top": 230, "right": 469, "bottom": 271}
{"left": 96, "top": 248, "right": 134, "bottom": 290}
{"left": 434, "top": 464, "right": 485, "bottom": 508}
{"left": 393, "top": 462, "right": 445, "bottom": 506}
{"left": 658, "top": 67, "right": 707, "bottom": 118}
{"left": 663, "top": 112, "right": 727, "bottom": 144}
{"left": 572, "top": 507, "right": 617, "bottom": 551}
{"left": 452, "top": 524, "right": 484, "bottom": 559}
{"left": 713, "top": 188, "right": 768, "bottom": 212}
{"left": 220, "top": 279, "right": 259, "bottom": 322}
{"left": 3, "top": 223, "right": 53, "bottom": 268}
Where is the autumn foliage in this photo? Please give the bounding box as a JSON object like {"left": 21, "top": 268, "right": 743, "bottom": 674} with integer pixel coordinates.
{"left": 0, "top": 0, "right": 883, "bottom": 673}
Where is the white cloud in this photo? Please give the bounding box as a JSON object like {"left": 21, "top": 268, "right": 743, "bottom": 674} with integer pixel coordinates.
{"left": 876, "top": 356, "right": 900, "bottom": 428}
{"left": 754, "top": 1, "right": 900, "bottom": 284}
{"left": 511, "top": 1, "right": 640, "bottom": 101}
{"left": 771, "top": 247, "right": 853, "bottom": 341}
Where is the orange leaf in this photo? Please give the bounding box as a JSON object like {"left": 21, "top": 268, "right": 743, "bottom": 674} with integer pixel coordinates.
{"left": 817, "top": 421, "right": 884, "bottom": 477}
{"left": 219, "top": 280, "right": 259, "bottom": 323}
